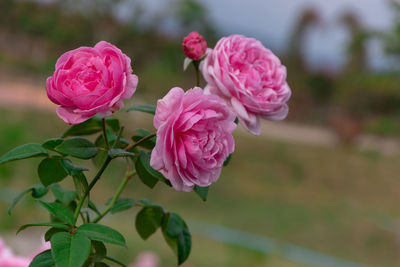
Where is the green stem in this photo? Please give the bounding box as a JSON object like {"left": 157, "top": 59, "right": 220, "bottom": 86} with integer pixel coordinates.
{"left": 92, "top": 170, "right": 136, "bottom": 223}
{"left": 102, "top": 118, "right": 110, "bottom": 150}
{"left": 125, "top": 133, "right": 156, "bottom": 152}
{"left": 73, "top": 156, "right": 112, "bottom": 225}
{"left": 193, "top": 60, "right": 200, "bottom": 87}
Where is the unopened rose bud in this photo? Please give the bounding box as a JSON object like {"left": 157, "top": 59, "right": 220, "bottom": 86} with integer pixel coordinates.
{"left": 182, "top": 32, "right": 207, "bottom": 60}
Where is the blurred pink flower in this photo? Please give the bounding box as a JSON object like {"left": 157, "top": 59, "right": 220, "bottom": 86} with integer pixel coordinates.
{"left": 0, "top": 237, "right": 50, "bottom": 267}
{"left": 182, "top": 32, "right": 207, "bottom": 60}
{"left": 201, "top": 34, "right": 291, "bottom": 135}
{"left": 46, "top": 41, "right": 138, "bottom": 124}
{"left": 150, "top": 87, "right": 236, "bottom": 192}
{"left": 130, "top": 252, "right": 159, "bottom": 267}
{"left": 0, "top": 238, "right": 30, "bottom": 267}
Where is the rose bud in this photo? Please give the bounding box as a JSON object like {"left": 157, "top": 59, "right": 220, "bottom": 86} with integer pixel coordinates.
{"left": 182, "top": 32, "right": 207, "bottom": 60}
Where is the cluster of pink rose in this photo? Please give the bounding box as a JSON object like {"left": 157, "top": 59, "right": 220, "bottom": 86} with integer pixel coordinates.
{"left": 46, "top": 32, "right": 291, "bottom": 192}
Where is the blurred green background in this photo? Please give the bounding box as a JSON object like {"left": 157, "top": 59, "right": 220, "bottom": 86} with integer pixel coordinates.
{"left": 1, "top": 0, "right": 400, "bottom": 266}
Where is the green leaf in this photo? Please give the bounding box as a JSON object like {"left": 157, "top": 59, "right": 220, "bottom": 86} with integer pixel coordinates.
{"left": 42, "top": 138, "right": 64, "bottom": 150}
{"left": 92, "top": 241, "right": 107, "bottom": 263}
{"left": 76, "top": 223, "right": 126, "bottom": 246}
{"left": 0, "top": 143, "right": 48, "bottom": 165}
{"left": 62, "top": 117, "right": 103, "bottom": 138}
{"left": 38, "top": 201, "right": 75, "bottom": 226}
{"left": 105, "top": 117, "right": 120, "bottom": 132}
{"left": 72, "top": 173, "right": 89, "bottom": 209}
{"left": 126, "top": 104, "right": 156, "bottom": 115}
{"left": 93, "top": 132, "right": 128, "bottom": 167}
{"left": 135, "top": 205, "right": 164, "bottom": 240}
{"left": 108, "top": 149, "right": 135, "bottom": 159}
{"left": 51, "top": 184, "right": 77, "bottom": 205}
{"left": 56, "top": 137, "right": 98, "bottom": 159}
{"left": 45, "top": 227, "right": 67, "bottom": 242}
{"left": 223, "top": 153, "right": 232, "bottom": 166}
{"left": 17, "top": 222, "right": 70, "bottom": 234}
{"left": 194, "top": 186, "right": 209, "bottom": 201}
{"left": 31, "top": 184, "right": 49, "bottom": 198}
{"left": 132, "top": 129, "right": 156, "bottom": 149}
{"left": 29, "top": 250, "right": 54, "bottom": 267}
{"left": 162, "top": 213, "right": 191, "bottom": 265}
{"left": 135, "top": 151, "right": 170, "bottom": 188}
{"left": 61, "top": 159, "right": 88, "bottom": 176}
{"left": 38, "top": 157, "right": 68, "bottom": 186}
{"left": 105, "top": 197, "right": 136, "bottom": 214}
{"left": 8, "top": 185, "right": 48, "bottom": 215}
{"left": 92, "top": 150, "right": 108, "bottom": 168}
{"left": 51, "top": 231, "right": 91, "bottom": 267}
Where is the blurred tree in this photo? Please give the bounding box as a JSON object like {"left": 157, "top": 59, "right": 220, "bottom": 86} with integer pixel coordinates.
{"left": 174, "top": 0, "right": 216, "bottom": 39}
{"left": 384, "top": 1, "right": 400, "bottom": 56}
{"left": 340, "top": 11, "right": 369, "bottom": 73}
{"left": 287, "top": 8, "right": 321, "bottom": 70}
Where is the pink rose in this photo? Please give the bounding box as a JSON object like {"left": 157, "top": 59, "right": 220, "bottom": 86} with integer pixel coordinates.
{"left": 182, "top": 32, "right": 207, "bottom": 60}
{"left": 46, "top": 41, "right": 138, "bottom": 124}
{"left": 150, "top": 87, "right": 236, "bottom": 192}
{"left": 201, "top": 34, "right": 291, "bottom": 135}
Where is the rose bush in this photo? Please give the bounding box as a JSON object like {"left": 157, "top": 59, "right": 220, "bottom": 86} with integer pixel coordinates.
{"left": 150, "top": 87, "right": 236, "bottom": 192}
{"left": 0, "top": 32, "right": 291, "bottom": 267}
{"left": 46, "top": 41, "right": 138, "bottom": 125}
{"left": 201, "top": 34, "right": 291, "bottom": 135}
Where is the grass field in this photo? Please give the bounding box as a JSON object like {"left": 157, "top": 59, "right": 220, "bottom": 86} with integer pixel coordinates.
{"left": 0, "top": 108, "right": 399, "bottom": 266}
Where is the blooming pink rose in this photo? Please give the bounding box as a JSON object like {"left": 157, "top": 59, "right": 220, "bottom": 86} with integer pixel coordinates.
{"left": 201, "top": 34, "right": 291, "bottom": 135}
{"left": 182, "top": 32, "right": 207, "bottom": 60}
{"left": 150, "top": 87, "right": 236, "bottom": 192}
{"left": 46, "top": 41, "right": 138, "bottom": 124}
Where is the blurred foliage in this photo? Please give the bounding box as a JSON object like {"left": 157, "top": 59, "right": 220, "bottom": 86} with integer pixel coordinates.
{"left": 0, "top": 0, "right": 215, "bottom": 79}
{"left": 174, "top": 0, "right": 216, "bottom": 38}
{"left": 384, "top": 1, "right": 400, "bottom": 56}
{"left": 334, "top": 73, "right": 400, "bottom": 117}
